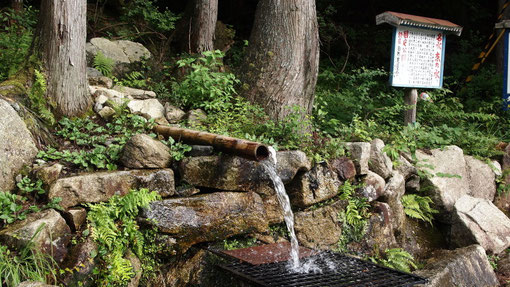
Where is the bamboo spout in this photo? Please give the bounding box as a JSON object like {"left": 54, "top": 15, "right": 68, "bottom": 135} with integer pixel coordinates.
{"left": 153, "top": 125, "right": 270, "bottom": 161}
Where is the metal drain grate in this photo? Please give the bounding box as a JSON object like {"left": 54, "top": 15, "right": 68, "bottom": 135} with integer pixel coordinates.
{"left": 218, "top": 251, "right": 427, "bottom": 287}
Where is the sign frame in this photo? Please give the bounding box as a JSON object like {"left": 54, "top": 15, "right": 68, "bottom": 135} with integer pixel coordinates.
{"left": 389, "top": 25, "right": 446, "bottom": 89}
{"left": 504, "top": 30, "right": 510, "bottom": 111}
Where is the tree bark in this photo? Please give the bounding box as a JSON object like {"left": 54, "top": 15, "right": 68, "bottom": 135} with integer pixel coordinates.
{"left": 35, "top": 0, "right": 90, "bottom": 117}
{"left": 241, "top": 0, "right": 320, "bottom": 122}
{"left": 189, "top": 0, "right": 218, "bottom": 53}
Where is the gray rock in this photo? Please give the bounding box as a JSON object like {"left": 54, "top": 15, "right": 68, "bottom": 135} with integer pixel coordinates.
{"left": 126, "top": 250, "right": 142, "bottom": 287}
{"left": 344, "top": 142, "right": 370, "bottom": 175}
{"left": 405, "top": 174, "right": 421, "bottom": 193}
{"left": 396, "top": 155, "right": 417, "bottom": 180}
{"left": 90, "top": 86, "right": 128, "bottom": 105}
{"left": 287, "top": 163, "right": 342, "bottom": 208}
{"left": 465, "top": 155, "right": 497, "bottom": 201}
{"left": 116, "top": 40, "right": 152, "bottom": 63}
{"left": 186, "top": 109, "right": 207, "bottom": 127}
{"left": 88, "top": 76, "right": 113, "bottom": 89}
{"left": 414, "top": 245, "right": 499, "bottom": 287}
{"left": 127, "top": 99, "right": 165, "bottom": 119}
{"left": 0, "top": 99, "right": 38, "bottom": 191}
{"left": 275, "top": 150, "right": 311, "bottom": 183}
{"left": 164, "top": 103, "right": 186, "bottom": 123}
{"left": 113, "top": 85, "right": 156, "bottom": 99}
{"left": 35, "top": 163, "right": 63, "bottom": 186}
{"left": 98, "top": 106, "right": 116, "bottom": 119}
{"left": 120, "top": 134, "right": 172, "bottom": 168}
{"left": 0, "top": 209, "right": 71, "bottom": 262}
{"left": 86, "top": 67, "right": 103, "bottom": 77}
{"left": 142, "top": 192, "right": 268, "bottom": 253}
{"left": 49, "top": 169, "right": 175, "bottom": 209}
{"left": 294, "top": 200, "right": 346, "bottom": 250}
{"left": 416, "top": 146, "right": 469, "bottom": 220}
{"left": 450, "top": 195, "right": 510, "bottom": 254}
{"left": 361, "top": 170, "right": 386, "bottom": 202}
{"left": 382, "top": 171, "right": 406, "bottom": 232}
{"left": 18, "top": 282, "right": 58, "bottom": 287}
{"left": 363, "top": 202, "right": 397, "bottom": 252}
{"left": 189, "top": 145, "right": 214, "bottom": 157}
{"left": 369, "top": 139, "right": 393, "bottom": 179}
{"left": 63, "top": 207, "right": 87, "bottom": 231}
{"left": 175, "top": 186, "right": 201, "bottom": 197}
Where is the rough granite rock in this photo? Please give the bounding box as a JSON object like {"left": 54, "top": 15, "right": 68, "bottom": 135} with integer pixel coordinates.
{"left": 35, "top": 163, "right": 63, "bottom": 186}
{"left": 186, "top": 109, "right": 207, "bottom": 127}
{"left": 294, "top": 200, "right": 346, "bottom": 250}
{"left": 127, "top": 99, "right": 165, "bottom": 119}
{"left": 60, "top": 238, "right": 98, "bottom": 287}
{"left": 381, "top": 171, "right": 406, "bottom": 232}
{"left": 49, "top": 169, "right": 175, "bottom": 209}
{"left": 287, "top": 163, "right": 341, "bottom": 208}
{"left": 88, "top": 76, "right": 113, "bottom": 89}
{"left": 396, "top": 155, "right": 417, "bottom": 180}
{"left": 414, "top": 245, "right": 499, "bottom": 287}
{"left": 148, "top": 249, "right": 206, "bottom": 287}
{"left": 369, "top": 139, "right": 393, "bottom": 179}
{"left": 113, "top": 85, "right": 156, "bottom": 99}
{"left": 275, "top": 150, "right": 311, "bottom": 183}
{"left": 344, "top": 142, "right": 370, "bottom": 175}
{"left": 415, "top": 146, "right": 469, "bottom": 221}
{"left": 120, "top": 134, "right": 172, "bottom": 168}
{"left": 464, "top": 155, "right": 497, "bottom": 201}
{"left": 62, "top": 208, "right": 87, "bottom": 231}
{"left": 361, "top": 170, "right": 386, "bottom": 202}
{"left": 164, "top": 103, "right": 186, "bottom": 123}
{"left": 142, "top": 192, "right": 268, "bottom": 253}
{"left": 329, "top": 157, "right": 356, "bottom": 181}
{"left": 450, "top": 195, "right": 510, "bottom": 254}
{"left": 0, "top": 99, "right": 38, "bottom": 191}
{"left": 363, "top": 202, "right": 397, "bottom": 252}
{"left": 0, "top": 209, "right": 71, "bottom": 262}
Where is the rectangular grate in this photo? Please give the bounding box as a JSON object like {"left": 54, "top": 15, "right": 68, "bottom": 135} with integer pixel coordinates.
{"left": 218, "top": 251, "right": 427, "bottom": 287}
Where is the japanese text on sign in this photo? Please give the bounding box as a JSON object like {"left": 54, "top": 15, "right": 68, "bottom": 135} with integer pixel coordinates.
{"left": 391, "top": 26, "right": 445, "bottom": 88}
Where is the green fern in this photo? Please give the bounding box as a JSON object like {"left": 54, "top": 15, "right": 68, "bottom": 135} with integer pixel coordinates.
{"left": 372, "top": 248, "right": 417, "bottom": 273}
{"left": 117, "top": 71, "right": 146, "bottom": 88}
{"left": 87, "top": 189, "right": 160, "bottom": 286}
{"left": 93, "top": 51, "right": 115, "bottom": 77}
{"left": 401, "top": 194, "right": 439, "bottom": 226}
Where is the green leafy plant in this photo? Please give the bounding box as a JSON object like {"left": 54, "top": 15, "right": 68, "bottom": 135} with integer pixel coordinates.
{"left": 116, "top": 71, "right": 147, "bottom": 89}
{"left": 17, "top": 176, "right": 45, "bottom": 195}
{"left": 87, "top": 189, "right": 160, "bottom": 286}
{"left": 161, "top": 137, "right": 191, "bottom": 161}
{"left": 28, "top": 69, "right": 55, "bottom": 125}
{"left": 401, "top": 194, "right": 439, "bottom": 226}
{"left": 370, "top": 248, "right": 417, "bottom": 273}
{"left": 223, "top": 236, "right": 257, "bottom": 250}
{"left": 0, "top": 191, "right": 25, "bottom": 225}
{"left": 93, "top": 51, "right": 115, "bottom": 77}
{"left": 0, "top": 224, "right": 57, "bottom": 287}
{"left": 172, "top": 50, "right": 239, "bottom": 113}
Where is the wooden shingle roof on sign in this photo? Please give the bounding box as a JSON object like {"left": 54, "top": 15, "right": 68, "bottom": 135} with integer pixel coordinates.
{"left": 376, "top": 11, "right": 463, "bottom": 36}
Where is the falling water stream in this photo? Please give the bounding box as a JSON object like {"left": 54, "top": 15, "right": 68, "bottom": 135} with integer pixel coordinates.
{"left": 262, "top": 147, "right": 301, "bottom": 270}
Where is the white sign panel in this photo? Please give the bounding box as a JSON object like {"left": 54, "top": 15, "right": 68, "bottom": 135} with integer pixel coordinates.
{"left": 390, "top": 26, "right": 446, "bottom": 88}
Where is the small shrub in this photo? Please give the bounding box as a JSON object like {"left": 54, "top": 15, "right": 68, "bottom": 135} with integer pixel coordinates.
{"left": 0, "top": 191, "right": 25, "bottom": 225}
{"left": 93, "top": 51, "right": 114, "bottom": 77}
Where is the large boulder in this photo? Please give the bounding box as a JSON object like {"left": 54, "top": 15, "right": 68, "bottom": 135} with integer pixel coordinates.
{"left": 361, "top": 171, "right": 386, "bottom": 202}
{"left": 0, "top": 209, "right": 71, "bottom": 262}
{"left": 142, "top": 192, "right": 268, "bottom": 253}
{"left": 49, "top": 169, "right": 175, "bottom": 209}
{"left": 381, "top": 171, "right": 406, "bottom": 232}
{"left": 369, "top": 139, "right": 393, "bottom": 179}
{"left": 120, "top": 134, "right": 172, "bottom": 169}
{"left": 60, "top": 238, "right": 98, "bottom": 287}
{"left": 397, "top": 218, "right": 447, "bottom": 260}
{"left": 415, "top": 146, "right": 469, "bottom": 221}
{"left": 294, "top": 200, "right": 346, "bottom": 250}
{"left": 148, "top": 249, "right": 206, "bottom": 287}
{"left": 164, "top": 103, "right": 186, "bottom": 124}
{"left": 329, "top": 157, "right": 356, "bottom": 181}
{"left": 450, "top": 195, "right": 510, "bottom": 254}
{"left": 464, "top": 155, "right": 497, "bottom": 201}
{"left": 113, "top": 85, "right": 156, "bottom": 99}
{"left": 0, "top": 99, "right": 38, "bottom": 191}
{"left": 344, "top": 142, "right": 370, "bottom": 175}
{"left": 127, "top": 99, "right": 165, "bottom": 120}
{"left": 275, "top": 150, "right": 311, "bottom": 183}
{"left": 86, "top": 38, "right": 151, "bottom": 76}
{"left": 414, "top": 245, "right": 499, "bottom": 287}
{"left": 286, "top": 163, "right": 342, "bottom": 208}
{"left": 362, "top": 202, "right": 397, "bottom": 253}
{"left": 396, "top": 154, "right": 417, "bottom": 180}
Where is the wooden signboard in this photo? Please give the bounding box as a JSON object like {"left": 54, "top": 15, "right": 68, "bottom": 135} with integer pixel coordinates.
{"left": 390, "top": 26, "right": 446, "bottom": 88}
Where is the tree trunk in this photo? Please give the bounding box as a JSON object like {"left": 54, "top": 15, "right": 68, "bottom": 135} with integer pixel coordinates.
{"left": 241, "top": 0, "right": 320, "bottom": 122}
{"left": 189, "top": 0, "right": 218, "bottom": 53}
{"left": 11, "top": 0, "right": 23, "bottom": 12}
{"left": 35, "top": 0, "right": 90, "bottom": 117}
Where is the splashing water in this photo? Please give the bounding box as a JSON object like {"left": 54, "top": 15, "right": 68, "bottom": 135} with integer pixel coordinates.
{"left": 262, "top": 147, "right": 301, "bottom": 270}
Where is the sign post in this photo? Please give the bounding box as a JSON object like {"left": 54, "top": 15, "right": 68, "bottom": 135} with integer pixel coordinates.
{"left": 376, "top": 12, "right": 463, "bottom": 125}
{"left": 496, "top": 20, "right": 510, "bottom": 111}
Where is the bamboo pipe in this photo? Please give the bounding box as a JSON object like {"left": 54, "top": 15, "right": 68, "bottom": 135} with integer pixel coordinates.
{"left": 153, "top": 125, "right": 270, "bottom": 161}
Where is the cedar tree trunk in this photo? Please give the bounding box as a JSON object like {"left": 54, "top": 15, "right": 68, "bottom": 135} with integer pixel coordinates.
{"left": 35, "top": 0, "right": 90, "bottom": 117}
{"left": 241, "top": 0, "right": 320, "bottom": 121}
{"left": 189, "top": 0, "right": 218, "bottom": 53}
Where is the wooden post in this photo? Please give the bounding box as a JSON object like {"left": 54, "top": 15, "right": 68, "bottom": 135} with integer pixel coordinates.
{"left": 404, "top": 88, "right": 418, "bottom": 125}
